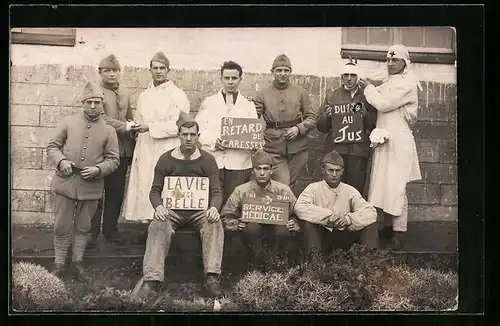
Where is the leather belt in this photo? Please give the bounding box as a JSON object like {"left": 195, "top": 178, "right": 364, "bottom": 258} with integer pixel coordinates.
{"left": 266, "top": 118, "right": 302, "bottom": 129}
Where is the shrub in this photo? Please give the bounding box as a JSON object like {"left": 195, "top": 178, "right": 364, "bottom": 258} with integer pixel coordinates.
{"left": 12, "top": 262, "right": 71, "bottom": 311}
{"left": 232, "top": 244, "right": 458, "bottom": 311}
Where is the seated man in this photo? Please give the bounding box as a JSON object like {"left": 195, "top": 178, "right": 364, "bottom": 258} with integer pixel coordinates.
{"left": 220, "top": 149, "right": 301, "bottom": 269}
{"left": 134, "top": 113, "right": 224, "bottom": 298}
{"left": 295, "top": 150, "right": 378, "bottom": 256}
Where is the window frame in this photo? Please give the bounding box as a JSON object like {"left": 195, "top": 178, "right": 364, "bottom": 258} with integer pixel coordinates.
{"left": 10, "top": 28, "right": 77, "bottom": 47}
{"left": 341, "top": 27, "right": 456, "bottom": 64}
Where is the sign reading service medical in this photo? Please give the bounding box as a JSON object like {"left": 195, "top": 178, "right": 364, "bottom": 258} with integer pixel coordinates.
{"left": 240, "top": 193, "right": 290, "bottom": 225}
{"left": 162, "top": 176, "right": 209, "bottom": 210}
{"left": 220, "top": 117, "right": 265, "bottom": 150}
{"left": 330, "top": 102, "right": 365, "bottom": 144}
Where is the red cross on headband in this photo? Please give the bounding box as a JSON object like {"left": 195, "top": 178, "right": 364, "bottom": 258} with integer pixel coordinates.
{"left": 389, "top": 51, "right": 396, "bottom": 57}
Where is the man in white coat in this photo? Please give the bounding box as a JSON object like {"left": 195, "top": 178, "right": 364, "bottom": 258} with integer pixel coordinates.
{"left": 358, "top": 44, "right": 422, "bottom": 250}
{"left": 196, "top": 61, "right": 258, "bottom": 204}
{"left": 123, "top": 52, "right": 191, "bottom": 223}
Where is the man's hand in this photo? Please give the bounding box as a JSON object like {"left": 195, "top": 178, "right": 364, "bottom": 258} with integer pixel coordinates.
{"left": 131, "top": 123, "right": 149, "bottom": 133}
{"left": 254, "top": 102, "right": 264, "bottom": 115}
{"left": 154, "top": 205, "right": 169, "bottom": 222}
{"left": 80, "top": 166, "right": 100, "bottom": 180}
{"left": 286, "top": 219, "right": 301, "bottom": 232}
{"left": 284, "top": 126, "right": 300, "bottom": 140}
{"left": 206, "top": 206, "right": 220, "bottom": 223}
{"left": 326, "top": 214, "right": 342, "bottom": 228}
{"left": 237, "top": 221, "right": 247, "bottom": 231}
{"left": 126, "top": 120, "right": 137, "bottom": 131}
{"left": 215, "top": 138, "right": 227, "bottom": 151}
{"left": 325, "top": 105, "right": 333, "bottom": 117}
{"left": 58, "top": 159, "right": 74, "bottom": 176}
{"left": 358, "top": 78, "right": 373, "bottom": 90}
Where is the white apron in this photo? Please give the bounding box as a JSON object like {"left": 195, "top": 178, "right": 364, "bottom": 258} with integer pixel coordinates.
{"left": 364, "top": 75, "right": 421, "bottom": 216}
{"left": 123, "top": 80, "right": 190, "bottom": 221}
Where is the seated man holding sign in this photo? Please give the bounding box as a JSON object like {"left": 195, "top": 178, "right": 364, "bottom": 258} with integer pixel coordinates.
{"left": 295, "top": 150, "right": 378, "bottom": 256}
{"left": 196, "top": 61, "right": 261, "bottom": 205}
{"left": 134, "top": 113, "right": 224, "bottom": 298}
{"left": 220, "top": 149, "right": 301, "bottom": 269}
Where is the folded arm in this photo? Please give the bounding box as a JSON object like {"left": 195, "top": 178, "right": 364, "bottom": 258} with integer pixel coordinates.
{"left": 294, "top": 185, "right": 333, "bottom": 226}
{"left": 344, "top": 190, "right": 377, "bottom": 232}
{"left": 364, "top": 82, "right": 415, "bottom": 113}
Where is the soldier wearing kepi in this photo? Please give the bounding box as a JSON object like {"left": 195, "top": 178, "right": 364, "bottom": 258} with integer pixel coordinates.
{"left": 253, "top": 54, "right": 317, "bottom": 193}
{"left": 89, "top": 54, "right": 136, "bottom": 247}
{"left": 220, "top": 149, "right": 301, "bottom": 270}
{"left": 316, "top": 58, "right": 377, "bottom": 195}
{"left": 47, "top": 82, "right": 119, "bottom": 281}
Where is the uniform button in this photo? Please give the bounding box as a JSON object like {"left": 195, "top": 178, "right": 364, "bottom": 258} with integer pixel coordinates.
{"left": 281, "top": 100, "right": 285, "bottom": 103}
{"left": 81, "top": 157, "right": 85, "bottom": 161}
{"left": 87, "top": 125, "right": 91, "bottom": 128}
{"left": 83, "top": 146, "right": 87, "bottom": 150}
{"left": 85, "top": 135, "right": 89, "bottom": 138}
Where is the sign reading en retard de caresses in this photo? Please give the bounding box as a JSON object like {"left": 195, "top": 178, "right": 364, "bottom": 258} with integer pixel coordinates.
{"left": 331, "top": 102, "right": 365, "bottom": 144}
{"left": 240, "top": 193, "right": 290, "bottom": 225}
{"left": 162, "top": 176, "right": 209, "bottom": 210}
{"left": 220, "top": 117, "right": 265, "bottom": 150}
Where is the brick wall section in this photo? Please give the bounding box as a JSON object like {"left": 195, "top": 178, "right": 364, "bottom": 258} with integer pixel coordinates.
{"left": 10, "top": 64, "right": 457, "bottom": 224}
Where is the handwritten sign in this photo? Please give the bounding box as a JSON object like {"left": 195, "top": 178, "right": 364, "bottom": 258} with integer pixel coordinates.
{"left": 330, "top": 102, "right": 365, "bottom": 144}
{"left": 240, "top": 193, "right": 290, "bottom": 225}
{"left": 162, "top": 176, "right": 209, "bottom": 210}
{"left": 220, "top": 117, "right": 265, "bottom": 150}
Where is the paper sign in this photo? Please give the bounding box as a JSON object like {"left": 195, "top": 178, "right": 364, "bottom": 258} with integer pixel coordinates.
{"left": 220, "top": 117, "right": 265, "bottom": 150}
{"left": 330, "top": 102, "right": 365, "bottom": 144}
{"left": 162, "top": 176, "right": 209, "bottom": 210}
{"left": 240, "top": 193, "right": 290, "bottom": 225}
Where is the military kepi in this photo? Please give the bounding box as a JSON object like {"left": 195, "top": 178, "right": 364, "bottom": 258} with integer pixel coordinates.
{"left": 98, "top": 54, "right": 121, "bottom": 70}
{"left": 322, "top": 150, "right": 344, "bottom": 167}
{"left": 81, "top": 82, "right": 104, "bottom": 102}
{"left": 150, "top": 51, "right": 170, "bottom": 68}
{"left": 251, "top": 149, "right": 274, "bottom": 168}
{"left": 272, "top": 54, "right": 292, "bottom": 69}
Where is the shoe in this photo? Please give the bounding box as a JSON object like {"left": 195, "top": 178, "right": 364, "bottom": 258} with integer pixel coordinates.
{"left": 205, "top": 273, "right": 222, "bottom": 297}
{"left": 71, "top": 262, "right": 90, "bottom": 283}
{"left": 105, "top": 231, "right": 125, "bottom": 245}
{"left": 52, "top": 264, "right": 66, "bottom": 279}
{"left": 386, "top": 231, "right": 405, "bottom": 251}
{"left": 139, "top": 280, "right": 159, "bottom": 297}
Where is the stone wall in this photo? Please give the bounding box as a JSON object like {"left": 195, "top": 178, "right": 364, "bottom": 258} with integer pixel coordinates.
{"left": 10, "top": 64, "right": 457, "bottom": 224}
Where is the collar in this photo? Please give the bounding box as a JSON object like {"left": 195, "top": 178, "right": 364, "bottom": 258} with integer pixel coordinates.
{"left": 250, "top": 179, "right": 274, "bottom": 191}
{"left": 83, "top": 111, "right": 101, "bottom": 122}
{"left": 343, "top": 85, "right": 359, "bottom": 97}
{"left": 149, "top": 80, "right": 172, "bottom": 89}
{"left": 221, "top": 89, "right": 239, "bottom": 105}
{"left": 322, "top": 180, "right": 343, "bottom": 194}
{"left": 99, "top": 79, "right": 119, "bottom": 91}
{"left": 171, "top": 146, "right": 201, "bottom": 160}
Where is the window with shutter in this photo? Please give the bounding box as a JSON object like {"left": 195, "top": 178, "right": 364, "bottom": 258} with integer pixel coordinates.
{"left": 341, "top": 27, "right": 456, "bottom": 64}
{"left": 10, "top": 28, "right": 76, "bottom": 47}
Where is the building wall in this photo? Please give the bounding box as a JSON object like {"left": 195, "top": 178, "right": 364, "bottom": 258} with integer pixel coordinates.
{"left": 10, "top": 28, "right": 457, "bottom": 224}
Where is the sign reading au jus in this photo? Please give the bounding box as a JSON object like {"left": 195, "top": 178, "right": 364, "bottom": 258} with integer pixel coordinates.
{"left": 220, "top": 117, "right": 265, "bottom": 150}
{"left": 162, "top": 176, "right": 209, "bottom": 210}
{"left": 240, "top": 193, "right": 290, "bottom": 225}
{"left": 330, "top": 102, "right": 365, "bottom": 144}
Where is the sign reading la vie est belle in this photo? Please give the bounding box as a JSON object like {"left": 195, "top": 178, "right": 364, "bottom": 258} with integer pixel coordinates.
{"left": 331, "top": 102, "right": 365, "bottom": 144}
{"left": 161, "top": 176, "right": 209, "bottom": 210}
{"left": 240, "top": 193, "right": 290, "bottom": 225}
{"left": 220, "top": 117, "right": 265, "bottom": 150}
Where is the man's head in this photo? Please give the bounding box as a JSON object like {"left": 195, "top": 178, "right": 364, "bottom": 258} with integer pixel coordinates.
{"left": 271, "top": 54, "right": 292, "bottom": 86}
{"left": 149, "top": 52, "right": 170, "bottom": 84}
{"left": 177, "top": 112, "right": 199, "bottom": 152}
{"left": 98, "top": 54, "right": 121, "bottom": 85}
{"left": 81, "top": 82, "right": 104, "bottom": 118}
{"left": 220, "top": 61, "right": 243, "bottom": 94}
{"left": 340, "top": 58, "right": 359, "bottom": 91}
{"left": 251, "top": 149, "right": 274, "bottom": 187}
{"left": 321, "top": 151, "right": 345, "bottom": 188}
{"left": 386, "top": 44, "right": 409, "bottom": 76}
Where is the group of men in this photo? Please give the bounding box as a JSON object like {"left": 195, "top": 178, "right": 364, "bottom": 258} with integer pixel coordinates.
{"left": 46, "top": 45, "right": 420, "bottom": 298}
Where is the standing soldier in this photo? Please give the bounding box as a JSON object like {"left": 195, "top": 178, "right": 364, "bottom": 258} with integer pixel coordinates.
{"left": 316, "top": 59, "right": 377, "bottom": 196}
{"left": 253, "top": 54, "right": 317, "bottom": 193}
{"left": 89, "top": 54, "right": 136, "bottom": 247}
{"left": 47, "top": 82, "right": 119, "bottom": 281}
